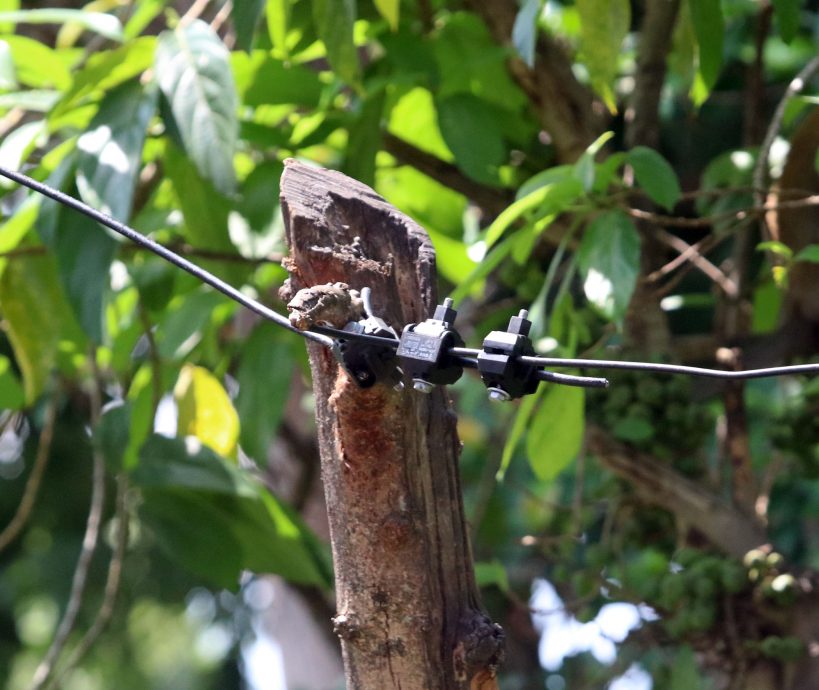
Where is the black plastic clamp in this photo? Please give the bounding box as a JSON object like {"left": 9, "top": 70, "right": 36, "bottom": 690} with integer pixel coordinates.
{"left": 477, "top": 310, "right": 540, "bottom": 401}
{"left": 396, "top": 298, "right": 465, "bottom": 392}
{"left": 333, "top": 316, "right": 402, "bottom": 390}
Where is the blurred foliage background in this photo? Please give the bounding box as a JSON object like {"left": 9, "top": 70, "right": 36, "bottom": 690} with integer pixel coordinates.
{"left": 1, "top": 0, "right": 819, "bottom": 688}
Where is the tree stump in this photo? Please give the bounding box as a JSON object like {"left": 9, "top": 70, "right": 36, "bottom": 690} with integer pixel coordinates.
{"left": 280, "top": 159, "right": 504, "bottom": 690}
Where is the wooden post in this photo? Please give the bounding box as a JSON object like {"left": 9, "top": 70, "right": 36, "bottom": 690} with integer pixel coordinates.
{"left": 280, "top": 160, "right": 504, "bottom": 690}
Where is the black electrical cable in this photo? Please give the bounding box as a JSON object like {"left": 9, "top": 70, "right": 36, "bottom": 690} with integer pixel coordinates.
{"left": 3, "top": 164, "right": 818, "bottom": 385}
{"left": 0, "top": 165, "right": 334, "bottom": 347}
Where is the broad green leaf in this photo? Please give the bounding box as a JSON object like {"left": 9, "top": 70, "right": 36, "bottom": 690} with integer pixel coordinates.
{"left": 526, "top": 385, "right": 585, "bottom": 481}
{"left": 312, "top": 0, "right": 359, "bottom": 84}
{"left": 628, "top": 146, "right": 682, "bottom": 210}
{"left": 237, "top": 324, "right": 293, "bottom": 463}
{"left": 344, "top": 89, "right": 386, "bottom": 187}
{"left": 795, "top": 244, "right": 819, "bottom": 263}
{"left": 232, "top": 0, "right": 265, "bottom": 51}
{"left": 76, "top": 81, "right": 157, "bottom": 222}
{"left": 0, "top": 0, "right": 18, "bottom": 33}
{"left": 134, "top": 434, "right": 329, "bottom": 587}
{"left": 0, "top": 9, "right": 123, "bottom": 42}
{"left": 578, "top": 210, "right": 640, "bottom": 321}
{"left": 2, "top": 35, "right": 70, "bottom": 90}
{"left": 612, "top": 417, "right": 654, "bottom": 442}
{"left": 688, "top": 0, "right": 724, "bottom": 104}
{"left": 437, "top": 93, "right": 506, "bottom": 185}
{"left": 0, "top": 89, "right": 59, "bottom": 112}
{"left": 156, "top": 289, "right": 224, "bottom": 360}
{"left": 0, "top": 40, "right": 16, "bottom": 90}
{"left": 241, "top": 54, "right": 323, "bottom": 107}
{"left": 373, "top": 0, "right": 399, "bottom": 31}
{"left": 174, "top": 364, "right": 240, "bottom": 459}
{"left": 50, "top": 201, "right": 118, "bottom": 343}
{"left": 0, "top": 255, "right": 82, "bottom": 402}
{"left": 772, "top": 0, "right": 799, "bottom": 43}
{"left": 0, "top": 121, "right": 46, "bottom": 180}
{"left": 449, "top": 236, "right": 513, "bottom": 303}
{"left": 752, "top": 281, "right": 783, "bottom": 335}
{"left": 266, "top": 0, "right": 291, "bottom": 56}
{"left": 124, "top": 0, "right": 166, "bottom": 39}
{"left": 236, "top": 159, "right": 283, "bottom": 238}
{"left": 51, "top": 37, "right": 156, "bottom": 119}
{"left": 156, "top": 20, "right": 238, "bottom": 195}
{"left": 0, "top": 355, "right": 24, "bottom": 410}
{"left": 512, "top": 0, "right": 542, "bottom": 67}
{"left": 670, "top": 645, "right": 703, "bottom": 690}
{"left": 388, "top": 87, "right": 452, "bottom": 162}
{"left": 576, "top": 0, "right": 630, "bottom": 112}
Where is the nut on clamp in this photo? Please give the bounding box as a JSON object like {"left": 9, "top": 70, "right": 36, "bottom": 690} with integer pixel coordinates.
{"left": 478, "top": 310, "right": 540, "bottom": 401}
{"left": 396, "top": 298, "right": 465, "bottom": 393}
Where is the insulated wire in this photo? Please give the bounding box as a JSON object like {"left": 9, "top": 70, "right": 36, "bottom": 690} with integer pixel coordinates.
{"left": 0, "top": 166, "right": 334, "bottom": 348}
{"left": 3, "top": 165, "right": 818, "bottom": 384}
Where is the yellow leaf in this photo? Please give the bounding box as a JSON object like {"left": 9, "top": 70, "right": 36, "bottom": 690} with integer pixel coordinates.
{"left": 373, "top": 0, "right": 399, "bottom": 31}
{"left": 174, "top": 365, "right": 240, "bottom": 459}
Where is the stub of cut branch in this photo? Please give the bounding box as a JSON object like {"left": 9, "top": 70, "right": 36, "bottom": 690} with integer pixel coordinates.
{"left": 280, "top": 159, "right": 503, "bottom": 690}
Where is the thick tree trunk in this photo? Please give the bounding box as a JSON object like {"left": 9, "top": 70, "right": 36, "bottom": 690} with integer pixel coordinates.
{"left": 280, "top": 160, "right": 504, "bottom": 690}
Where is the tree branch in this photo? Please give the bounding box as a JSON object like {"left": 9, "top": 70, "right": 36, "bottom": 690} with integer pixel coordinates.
{"left": 586, "top": 425, "right": 767, "bottom": 560}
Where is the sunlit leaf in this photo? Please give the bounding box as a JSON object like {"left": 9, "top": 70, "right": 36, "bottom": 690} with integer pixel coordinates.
{"left": 575, "top": 0, "right": 630, "bottom": 112}
{"left": 156, "top": 20, "right": 238, "bottom": 195}
{"left": 2, "top": 35, "right": 70, "bottom": 90}
{"left": 498, "top": 384, "right": 543, "bottom": 480}
{"left": 76, "top": 81, "right": 157, "bottom": 222}
{"left": 474, "top": 560, "right": 510, "bottom": 592}
{"left": 174, "top": 364, "right": 240, "bottom": 459}
{"left": 0, "top": 40, "right": 16, "bottom": 90}
{"left": 628, "top": 146, "right": 682, "bottom": 210}
{"left": 373, "top": 0, "right": 399, "bottom": 31}
{"left": 578, "top": 210, "right": 640, "bottom": 321}
{"left": 526, "top": 385, "right": 585, "bottom": 481}
{"left": 0, "top": 355, "right": 24, "bottom": 410}
{"left": 156, "top": 289, "right": 224, "bottom": 360}
{"left": 312, "top": 0, "right": 359, "bottom": 84}
{"left": 795, "top": 244, "right": 819, "bottom": 263}
{"left": 266, "top": 0, "right": 291, "bottom": 57}
{"left": 0, "top": 8, "right": 123, "bottom": 42}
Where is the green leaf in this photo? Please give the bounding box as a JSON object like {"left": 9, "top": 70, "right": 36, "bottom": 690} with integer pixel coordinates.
{"left": 0, "top": 39, "right": 16, "bottom": 90}
{"left": 2, "top": 35, "right": 70, "bottom": 90}
{"left": 174, "top": 364, "right": 240, "bottom": 459}
{"left": 772, "top": 0, "right": 799, "bottom": 43}
{"left": 0, "top": 0, "right": 18, "bottom": 34}
{"left": 76, "top": 81, "right": 157, "bottom": 222}
{"left": 95, "top": 401, "right": 131, "bottom": 471}
{"left": 388, "top": 87, "right": 452, "bottom": 161}
{"left": 156, "top": 20, "right": 238, "bottom": 195}
{"left": 50, "top": 202, "right": 118, "bottom": 343}
{"left": 688, "top": 0, "right": 724, "bottom": 104}
{"left": 0, "top": 121, "right": 46, "bottom": 180}
{"left": 0, "top": 355, "right": 24, "bottom": 410}
{"left": 51, "top": 37, "right": 156, "bottom": 120}
{"left": 578, "top": 210, "right": 641, "bottom": 321}
{"left": 266, "top": 0, "right": 291, "bottom": 57}
{"left": 123, "top": 0, "right": 166, "bottom": 40}
{"left": 134, "top": 434, "right": 329, "bottom": 587}
{"left": 0, "top": 9, "right": 123, "bottom": 42}
{"left": 512, "top": 0, "right": 542, "bottom": 68}
{"left": 241, "top": 54, "right": 323, "bottom": 108}
{"left": 757, "top": 240, "right": 793, "bottom": 260}
{"left": 795, "top": 244, "right": 819, "bottom": 263}
{"left": 312, "top": 0, "right": 359, "bottom": 84}
{"left": 344, "top": 89, "right": 386, "bottom": 188}
{"left": 575, "top": 0, "right": 630, "bottom": 112}
{"left": 373, "top": 0, "right": 399, "bottom": 31}
{"left": 612, "top": 417, "right": 654, "bottom": 443}
{"left": 0, "top": 255, "right": 83, "bottom": 403}
{"left": 156, "top": 289, "right": 224, "bottom": 360}
{"left": 628, "top": 146, "right": 682, "bottom": 210}
{"left": 0, "top": 89, "right": 59, "bottom": 112}
{"left": 231, "top": 0, "right": 265, "bottom": 51}
{"left": 670, "top": 645, "right": 703, "bottom": 690}
{"left": 237, "top": 324, "right": 293, "bottom": 464}
{"left": 0, "top": 195, "right": 38, "bottom": 279}
{"left": 526, "top": 385, "right": 585, "bottom": 481}
{"left": 437, "top": 93, "right": 506, "bottom": 185}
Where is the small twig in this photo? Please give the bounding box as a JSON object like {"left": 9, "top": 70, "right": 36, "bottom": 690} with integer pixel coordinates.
{"left": 29, "top": 356, "right": 107, "bottom": 690}
{"left": 0, "top": 395, "right": 58, "bottom": 553}
{"left": 753, "top": 55, "right": 819, "bottom": 209}
{"left": 46, "top": 475, "right": 130, "bottom": 690}
{"left": 647, "top": 234, "right": 723, "bottom": 282}
{"left": 178, "top": 0, "right": 212, "bottom": 28}
{"left": 654, "top": 227, "right": 738, "bottom": 297}
{"left": 210, "top": 0, "right": 232, "bottom": 33}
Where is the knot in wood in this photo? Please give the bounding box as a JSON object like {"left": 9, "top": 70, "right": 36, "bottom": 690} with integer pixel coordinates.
{"left": 332, "top": 612, "right": 362, "bottom": 641}
{"left": 453, "top": 612, "right": 506, "bottom": 683}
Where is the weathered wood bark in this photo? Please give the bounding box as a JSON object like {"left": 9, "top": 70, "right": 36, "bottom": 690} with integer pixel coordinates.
{"left": 280, "top": 160, "right": 504, "bottom": 690}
